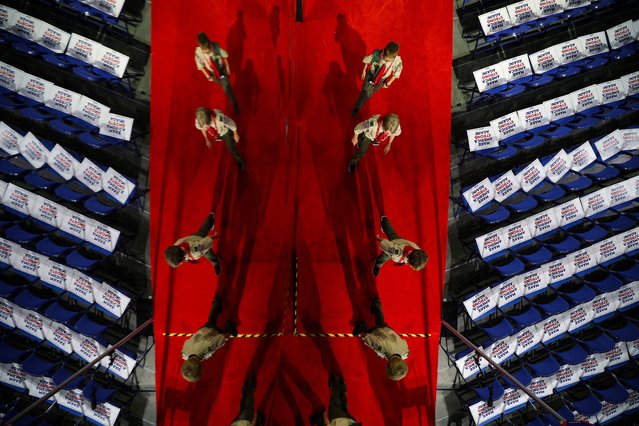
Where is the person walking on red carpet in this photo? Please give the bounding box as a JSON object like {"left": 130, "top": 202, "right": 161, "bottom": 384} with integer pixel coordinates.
{"left": 195, "top": 32, "right": 240, "bottom": 113}
{"left": 230, "top": 373, "right": 263, "bottom": 426}
{"left": 353, "top": 297, "right": 409, "bottom": 381}
{"left": 373, "top": 215, "right": 428, "bottom": 277}
{"left": 310, "top": 374, "right": 362, "bottom": 426}
{"left": 195, "top": 106, "right": 245, "bottom": 171}
{"left": 352, "top": 41, "right": 403, "bottom": 116}
{"left": 164, "top": 212, "right": 222, "bottom": 275}
{"left": 181, "top": 296, "right": 238, "bottom": 382}
{"left": 348, "top": 113, "right": 401, "bottom": 174}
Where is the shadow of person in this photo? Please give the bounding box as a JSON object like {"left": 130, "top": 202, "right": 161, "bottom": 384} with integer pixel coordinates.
{"left": 334, "top": 14, "right": 367, "bottom": 81}
{"left": 227, "top": 10, "right": 247, "bottom": 72}
{"left": 322, "top": 60, "right": 359, "bottom": 142}
{"left": 235, "top": 59, "right": 261, "bottom": 117}
{"left": 270, "top": 5, "right": 280, "bottom": 47}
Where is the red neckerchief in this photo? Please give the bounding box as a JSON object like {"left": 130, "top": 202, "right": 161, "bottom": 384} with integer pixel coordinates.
{"left": 205, "top": 117, "right": 220, "bottom": 140}
{"left": 207, "top": 55, "right": 222, "bottom": 79}
{"left": 397, "top": 246, "right": 416, "bottom": 264}
{"left": 372, "top": 62, "right": 388, "bottom": 86}
{"left": 372, "top": 117, "right": 389, "bottom": 146}
{"left": 177, "top": 242, "right": 195, "bottom": 261}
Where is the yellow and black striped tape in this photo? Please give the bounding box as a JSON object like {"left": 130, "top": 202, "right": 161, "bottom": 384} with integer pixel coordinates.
{"left": 163, "top": 332, "right": 284, "bottom": 338}
{"left": 164, "top": 332, "right": 431, "bottom": 338}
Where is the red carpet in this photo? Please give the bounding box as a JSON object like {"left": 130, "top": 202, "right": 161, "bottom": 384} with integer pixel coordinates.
{"left": 151, "top": 0, "right": 452, "bottom": 424}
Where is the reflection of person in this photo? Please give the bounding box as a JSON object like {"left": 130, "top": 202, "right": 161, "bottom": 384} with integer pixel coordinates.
{"left": 164, "top": 212, "right": 221, "bottom": 275}
{"left": 195, "top": 107, "right": 245, "bottom": 171}
{"left": 195, "top": 32, "right": 239, "bottom": 113}
{"left": 311, "top": 374, "right": 362, "bottom": 426}
{"left": 352, "top": 41, "right": 403, "bottom": 116}
{"left": 230, "top": 374, "right": 262, "bottom": 426}
{"left": 353, "top": 297, "right": 409, "bottom": 381}
{"left": 181, "top": 297, "right": 238, "bottom": 382}
{"left": 348, "top": 114, "right": 401, "bottom": 174}
{"left": 373, "top": 215, "right": 428, "bottom": 277}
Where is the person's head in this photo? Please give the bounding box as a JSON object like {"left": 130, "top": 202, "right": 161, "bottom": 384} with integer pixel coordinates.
{"left": 383, "top": 41, "right": 400, "bottom": 59}
{"left": 407, "top": 249, "right": 428, "bottom": 271}
{"left": 196, "top": 106, "right": 213, "bottom": 128}
{"left": 382, "top": 113, "right": 400, "bottom": 133}
{"left": 197, "top": 32, "right": 211, "bottom": 50}
{"left": 181, "top": 356, "right": 203, "bottom": 382}
{"left": 386, "top": 355, "right": 408, "bottom": 381}
{"left": 164, "top": 245, "right": 187, "bottom": 268}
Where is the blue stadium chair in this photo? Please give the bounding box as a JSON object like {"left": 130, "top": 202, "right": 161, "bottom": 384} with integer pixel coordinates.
{"left": 564, "top": 219, "right": 608, "bottom": 244}
{"left": 477, "top": 316, "right": 514, "bottom": 340}
{"left": 65, "top": 245, "right": 109, "bottom": 271}
{"left": 84, "top": 192, "right": 130, "bottom": 216}
{"left": 527, "top": 180, "right": 566, "bottom": 203}
{"left": 503, "top": 361, "right": 533, "bottom": 388}
{"left": 525, "top": 352, "right": 561, "bottom": 376}
{"left": 518, "top": 73, "right": 554, "bottom": 88}
{"left": 51, "top": 365, "right": 85, "bottom": 390}
{"left": 539, "top": 124, "right": 572, "bottom": 140}
{"left": 472, "top": 376, "right": 505, "bottom": 403}
{"left": 24, "top": 169, "right": 66, "bottom": 191}
{"left": 463, "top": 197, "right": 511, "bottom": 224}
{"left": 11, "top": 40, "right": 50, "bottom": 57}
{"left": 19, "top": 105, "right": 68, "bottom": 122}
{"left": 545, "top": 66, "right": 581, "bottom": 80}
{"left": 555, "top": 171, "right": 592, "bottom": 192}
{"left": 598, "top": 317, "right": 639, "bottom": 342}
{"left": 578, "top": 161, "right": 620, "bottom": 182}
{"left": 474, "top": 144, "right": 519, "bottom": 161}
{"left": 82, "top": 379, "right": 117, "bottom": 406}
{"left": 582, "top": 269, "right": 623, "bottom": 292}
{"left": 41, "top": 53, "right": 87, "bottom": 69}
{"left": 588, "top": 374, "right": 630, "bottom": 404}
{"left": 550, "top": 338, "right": 589, "bottom": 365}
{"left": 484, "top": 83, "right": 526, "bottom": 100}
{"left": 0, "top": 93, "right": 40, "bottom": 110}
{"left": 4, "top": 223, "right": 49, "bottom": 245}
{"left": 0, "top": 276, "right": 27, "bottom": 297}
{"left": 504, "top": 305, "right": 542, "bottom": 328}
{"left": 43, "top": 300, "right": 83, "bottom": 324}
{"left": 609, "top": 257, "right": 639, "bottom": 282}
{"left": 564, "top": 115, "right": 602, "bottom": 129}
{"left": 13, "top": 288, "right": 56, "bottom": 310}
{"left": 575, "top": 327, "right": 616, "bottom": 353}
{"left": 614, "top": 363, "right": 639, "bottom": 391}
{"left": 72, "top": 66, "right": 118, "bottom": 84}
{"left": 594, "top": 106, "right": 630, "bottom": 121}
{"left": 72, "top": 314, "right": 109, "bottom": 338}
{"left": 536, "top": 229, "right": 580, "bottom": 255}
{"left": 512, "top": 134, "right": 546, "bottom": 150}
{"left": 54, "top": 180, "right": 95, "bottom": 203}
{"left": 524, "top": 414, "right": 546, "bottom": 426}
{"left": 499, "top": 191, "right": 538, "bottom": 214}
{"left": 486, "top": 252, "right": 525, "bottom": 277}
{"left": 532, "top": 293, "right": 570, "bottom": 315}
{"left": 512, "top": 240, "right": 553, "bottom": 266}
{"left": 592, "top": 211, "right": 635, "bottom": 232}
{"left": 79, "top": 132, "right": 125, "bottom": 149}
{"left": 563, "top": 386, "right": 602, "bottom": 416}
{"left": 556, "top": 281, "right": 596, "bottom": 304}
{"left": 0, "top": 157, "right": 36, "bottom": 177}
{"left": 34, "top": 235, "right": 77, "bottom": 258}
{"left": 49, "top": 116, "right": 98, "bottom": 135}
{"left": 541, "top": 404, "right": 575, "bottom": 426}
{"left": 21, "top": 353, "right": 59, "bottom": 376}
{"left": 0, "top": 340, "right": 30, "bottom": 364}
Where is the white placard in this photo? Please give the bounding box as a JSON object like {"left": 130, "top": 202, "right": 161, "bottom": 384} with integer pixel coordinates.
{"left": 593, "top": 235, "right": 625, "bottom": 264}
{"left": 629, "top": 338, "right": 639, "bottom": 358}
{"left": 65, "top": 33, "right": 101, "bottom": 64}
{"left": 591, "top": 293, "right": 621, "bottom": 320}
{"left": 72, "top": 96, "right": 110, "bottom": 128}
{"left": 497, "top": 277, "right": 525, "bottom": 307}
{"left": 554, "top": 198, "right": 585, "bottom": 227}
{"left": 75, "top": 158, "right": 104, "bottom": 193}
{"left": 517, "top": 159, "right": 547, "bottom": 192}
{"left": 543, "top": 94, "right": 575, "bottom": 122}
{"left": 607, "top": 20, "right": 635, "bottom": 49}
{"left": 500, "top": 54, "right": 533, "bottom": 82}
{"left": 0, "top": 121, "right": 21, "bottom": 155}
{"left": 603, "top": 341, "right": 629, "bottom": 368}
{"left": 543, "top": 257, "right": 575, "bottom": 284}
{"left": 554, "top": 364, "right": 582, "bottom": 390}
{"left": 101, "top": 348, "right": 136, "bottom": 380}
{"left": 54, "top": 389, "right": 85, "bottom": 414}
{"left": 37, "top": 23, "right": 71, "bottom": 54}
{"left": 99, "top": 113, "right": 134, "bottom": 141}
{"left": 476, "top": 228, "right": 509, "bottom": 259}
{"left": 47, "top": 144, "right": 77, "bottom": 181}
{"left": 456, "top": 350, "right": 488, "bottom": 379}
{"left": 581, "top": 188, "right": 610, "bottom": 217}
{"left": 545, "top": 150, "right": 572, "bottom": 183}
{"left": 93, "top": 0, "right": 126, "bottom": 17}
{"left": 616, "top": 281, "right": 639, "bottom": 310}
{"left": 578, "top": 32, "right": 609, "bottom": 56}
{"left": 628, "top": 390, "right": 639, "bottom": 412}
{"left": 19, "top": 132, "right": 49, "bottom": 169}
{"left": 83, "top": 401, "right": 122, "bottom": 426}
{"left": 492, "top": 171, "right": 521, "bottom": 202}
{"left": 463, "top": 178, "right": 495, "bottom": 212}
{"left": 93, "top": 45, "right": 129, "bottom": 78}
{"left": 598, "top": 79, "right": 626, "bottom": 104}
{"left": 59, "top": 209, "right": 87, "bottom": 242}
{"left": 18, "top": 73, "right": 53, "bottom": 103}
{"left": 39, "top": 259, "right": 68, "bottom": 291}
{"left": 502, "top": 387, "right": 529, "bottom": 412}
{"left": 554, "top": 38, "right": 585, "bottom": 64}
{"left": 2, "top": 183, "right": 36, "bottom": 215}
{"left": 507, "top": 1, "right": 539, "bottom": 24}
{"left": 569, "top": 247, "right": 598, "bottom": 274}
{"left": 515, "top": 325, "right": 541, "bottom": 355}
{"left": 10, "top": 12, "right": 43, "bottom": 41}
{"left": 570, "top": 142, "right": 597, "bottom": 172}
{"left": 30, "top": 195, "right": 63, "bottom": 229}
{"left": 24, "top": 374, "right": 56, "bottom": 400}
{"left": 0, "top": 5, "right": 16, "bottom": 29}
{"left": 478, "top": 7, "right": 513, "bottom": 36}
{"left": 66, "top": 270, "right": 95, "bottom": 304}
{"left": 473, "top": 63, "right": 507, "bottom": 93}
{"left": 597, "top": 402, "right": 627, "bottom": 425}
{"left": 469, "top": 398, "right": 504, "bottom": 426}
{"left": 517, "top": 104, "right": 550, "bottom": 130}
{"left": 86, "top": 220, "right": 120, "bottom": 253}
{"left": 621, "top": 71, "right": 639, "bottom": 96}
{"left": 102, "top": 167, "right": 134, "bottom": 204}
{"left": 607, "top": 178, "right": 634, "bottom": 206}
{"left": 630, "top": 175, "right": 639, "bottom": 199}
{"left": 42, "top": 320, "right": 73, "bottom": 354}
{"left": 0, "top": 61, "right": 25, "bottom": 91}
{"left": 490, "top": 112, "right": 524, "bottom": 141}
{"left": 0, "top": 180, "right": 7, "bottom": 199}
{"left": 529, "top": 46, "right": 562, "bottom": 74}
{"left": 13, "top": 306, "right": 45, "bottom": 340}
{"left": 71, "top": 333, "right": 106, "bottom": 364}
{"left": 0, "top": 363, "right": 26, "bottom": 390}
{"left": 621, "top": 128, "right": 639, "bottom": 151}
{"left": 505, "top": 220, "right": 532, "bottom": 247}
{"left": 463, "top": 287, "right": 498, "bottom": 320}
{"left": 529, "top": 376, "right": 557, "bottom": 398}
{"left": 467, "top": 126, "right": 499, "bottom": 152}
{"left": 11, "top": 247, "right": 44, "bottom": 279}
{"left": 0, "top": 297, "right": 16, "bottom": 328}
{"left": 568, "top": 302, "right": 594, "bottom": 332}
{"left": 620, "top": 229, "right": 639, "bottom": 255}
{"left": 570, "top": 84, "right": 602, "bottom": 113}
{"left": 540, "top": 312, "right": 570, "bottom": 343}
{"left": 44, "top": 85, "right": 81, "bottom": 115}
{"left": 522, "top": 268, "right": 548, "bottom": 296}
{"left": 533, "top": 0, "right": 563, "bottom": 15}
{"left": 581, "top": 353, "right": 605, "bottom": 378}
{"left": 0, "top": 238, "right": 18, "bottom": 267}
{"left": 564, "top": 0, "right": 590, "bottom": 8}
{"left": 527, "top": 208, "right": 560, "bottom": 237}
{"left": 485, "top": 335, "right": 517, "bottom": 365}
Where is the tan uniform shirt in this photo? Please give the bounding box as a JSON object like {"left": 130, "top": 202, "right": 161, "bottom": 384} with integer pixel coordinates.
{"left": 363, "top": 53, "right": 403, "bottom": 80}
{"left": 174, "top": 235, "right": 213, "bottom": 261}
{"left": 181, "top": 327, "right": 227, "bottom": 360}
{"left": 331, "top": 419, "right": 356, "bottom": 426}
{"left": 363, "top": 327, "right": 409, "bottom": 360}
{"left": 195, "top": 109, "right": 237, "bottom": 138}
{"left": 195, "top": 45, "right": 229, "bottom": 75}
{"left": 380, "top": 238, "right": 421, "bottom": 264}
{"left": 353, "top": 115, "right": 402, "bottom": 141}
